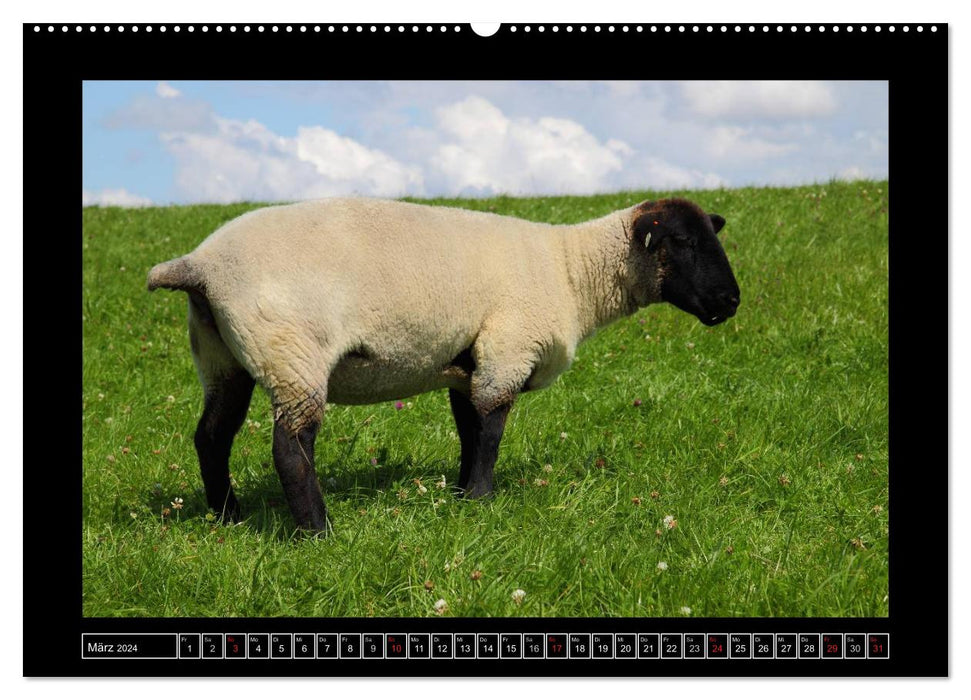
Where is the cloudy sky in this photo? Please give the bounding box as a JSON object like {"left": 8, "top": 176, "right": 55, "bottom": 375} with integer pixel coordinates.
{"left": 82, "top": 80, "right": 887, "bottom": 206}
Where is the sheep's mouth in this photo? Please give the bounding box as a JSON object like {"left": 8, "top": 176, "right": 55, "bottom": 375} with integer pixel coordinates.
{"left": 699, "top": 314, "right": 727, "bottom": 326}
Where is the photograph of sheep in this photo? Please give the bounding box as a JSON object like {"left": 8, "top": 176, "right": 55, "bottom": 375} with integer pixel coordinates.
{"left": 82, "top": 80, "right": 889, "bottom": 618}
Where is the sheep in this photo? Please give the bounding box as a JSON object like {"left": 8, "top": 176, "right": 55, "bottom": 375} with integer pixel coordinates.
{"left": 147, "top": 196, "right": 740, "bottom": 533}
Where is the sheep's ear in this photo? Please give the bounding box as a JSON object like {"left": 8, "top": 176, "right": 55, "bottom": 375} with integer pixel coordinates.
{"left": 709, "top": 214, "right": 726, "bottom": 234}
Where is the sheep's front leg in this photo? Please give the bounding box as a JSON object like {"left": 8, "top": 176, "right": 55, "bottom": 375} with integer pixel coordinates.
{"left": 272, "top": 395, "right": 330, "bottom": 533}
{"left": 449, "top": 389, "right": 514, "bottom": 499}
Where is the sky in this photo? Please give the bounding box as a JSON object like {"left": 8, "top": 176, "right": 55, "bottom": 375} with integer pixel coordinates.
{"left": 81, "top": 80, "right": 888, "bottom": 206}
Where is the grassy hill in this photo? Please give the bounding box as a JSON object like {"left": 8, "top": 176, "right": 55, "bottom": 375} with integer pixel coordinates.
{"left": 82, "top": 181, "right": 889, "bottom": 617}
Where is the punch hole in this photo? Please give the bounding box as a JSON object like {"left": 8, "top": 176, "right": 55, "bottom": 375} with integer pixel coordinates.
{"left": 471, "top": 23, "right": 500, "bottom": 37}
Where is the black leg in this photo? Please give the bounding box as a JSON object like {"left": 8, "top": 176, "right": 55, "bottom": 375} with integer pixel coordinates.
{"left": 448, "top": 389, "right": 513, "bottom": 498}
{"left": 272, "top": 419, "right": 330, "bottom": 533}
{"left": 194, "top": 370, "right": 255, "bottom": 521}
{"left": 449, "top": 389, "right": 478, "bottom": 490}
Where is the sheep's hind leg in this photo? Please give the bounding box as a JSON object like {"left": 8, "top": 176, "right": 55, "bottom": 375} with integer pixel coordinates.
{"left": 194, "top": 370, "right": 255, "bottom": 521}
{"left": 271, "top": 392, "right": 330, "bottom": 533}
{"left": 189, "top": 293, "right": 255, "bottom": 522}
{"left": 449, "top": 389, "right": 514, "bottom": 499}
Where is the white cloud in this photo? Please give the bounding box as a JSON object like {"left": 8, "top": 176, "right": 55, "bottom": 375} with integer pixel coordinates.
{"left": 836, "top": 166, "right": 873, "bottom": 181}
{"left": 428, "top": 96, "right": 628, "bottom": 195}
{"left": 82, "top": 188, "right": 153, "bottom": 207}
{"left": 681, "top": 81, "right": 838, "bottom": 120}
{"left": 706, "top": 126, "right": 799, "bottom": 161}
{"left": 155, "top": 81, "right": 181, "bottom": 99}
{"left": 160, "top": 117, "right": 422, "bottom": 203}
{"left": 627, "top": 157, "right": 727, "bottom": 190}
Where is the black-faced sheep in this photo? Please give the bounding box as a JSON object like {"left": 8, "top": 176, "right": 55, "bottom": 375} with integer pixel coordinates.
{"left": 147, "top": 197, "right": 740, "bottom": 532}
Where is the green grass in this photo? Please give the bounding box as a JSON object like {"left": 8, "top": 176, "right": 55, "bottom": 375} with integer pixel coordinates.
{"left": 82, "top": 181, "right": 889, "bottom": 618}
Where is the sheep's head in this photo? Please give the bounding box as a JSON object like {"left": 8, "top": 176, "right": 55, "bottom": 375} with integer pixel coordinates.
{"left": 631, "top": 198, "right": 740, "bottom": 326}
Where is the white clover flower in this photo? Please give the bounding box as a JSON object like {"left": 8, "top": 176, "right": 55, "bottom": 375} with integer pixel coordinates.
{"left": 657, "top": 561, "right": 668, "bottom": 571}
{"left": 680, "top": 606, "right": 692, "bottom": 616}
{"left": 171, "top": 497, "right": 184, "bottom": 510}
{"left": 663, "top": 515, "right": 678, "bottom": 529}
{"left": 559, "top": 432, "right": 568, "bottom": 440}
{"left": 417, "top": 484, "right": 428, "bottom": 495}
{"left": 433, "top": 599, "right": 448, "bottom": 615}
{"left": 543, "top": 464, "right": 553, "bottom": 473}
{"left": 511, "top": 589, "right": 526, "bottom": 605}
{"left": 435, "top": 475, "right": 447, "bottom": 489}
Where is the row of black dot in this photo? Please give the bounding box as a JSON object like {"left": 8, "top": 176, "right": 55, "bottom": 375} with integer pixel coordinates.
{"left": 33, "top": 24, "right": 939, "bottom": 34}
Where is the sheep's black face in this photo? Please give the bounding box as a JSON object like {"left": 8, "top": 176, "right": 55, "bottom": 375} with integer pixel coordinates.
{"left": 634, "top": 198, "right": 740, "bottom": 326}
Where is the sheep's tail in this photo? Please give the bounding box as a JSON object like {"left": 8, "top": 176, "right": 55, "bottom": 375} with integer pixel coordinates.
{"left": 146, "top": 255, "right": 204, "bottom": 293}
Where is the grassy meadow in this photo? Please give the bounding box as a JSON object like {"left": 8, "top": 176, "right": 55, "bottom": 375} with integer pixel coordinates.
{"left": 82, "top": 181, "right": 889, "bottom": 618}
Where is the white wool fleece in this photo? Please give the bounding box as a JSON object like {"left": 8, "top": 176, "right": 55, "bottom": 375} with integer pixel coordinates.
{"left": 178, "top": 198, "right": 663, "bottom": 427}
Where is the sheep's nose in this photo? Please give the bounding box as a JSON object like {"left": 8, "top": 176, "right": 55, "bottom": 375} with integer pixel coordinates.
{"left": 719, "top": 291, "right": 740, "bottom": 314}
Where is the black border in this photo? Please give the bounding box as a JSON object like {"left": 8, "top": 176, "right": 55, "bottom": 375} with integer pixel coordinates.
{"left": 24, "top": 22, "right": 947, "bottom": 677}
